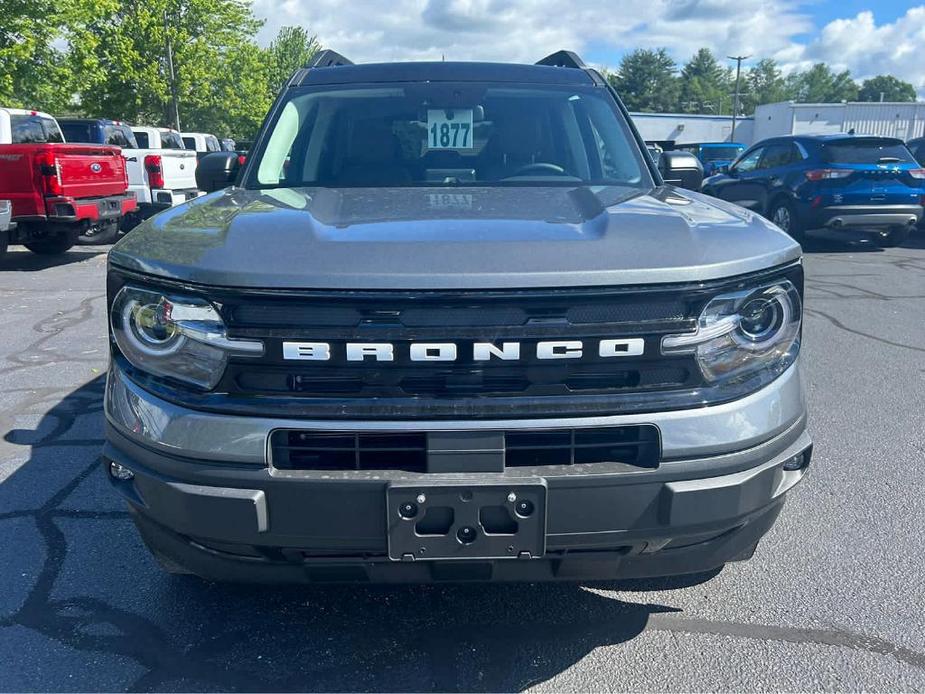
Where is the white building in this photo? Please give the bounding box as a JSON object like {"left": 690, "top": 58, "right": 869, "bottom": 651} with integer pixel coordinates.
{"left": 751, "top": 101, "right": 925, "bottom": 143}
{"left": 630, "top": 112, "right": 754, "bottom": 148}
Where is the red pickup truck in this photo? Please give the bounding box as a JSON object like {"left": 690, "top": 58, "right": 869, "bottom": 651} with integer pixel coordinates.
{"left": 0, "top": 108, "right": 137, "bottom": 257}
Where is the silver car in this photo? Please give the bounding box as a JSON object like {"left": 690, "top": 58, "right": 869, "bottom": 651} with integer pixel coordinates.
{"left": 102, "top": 50, "right": 810, "bottom": 583}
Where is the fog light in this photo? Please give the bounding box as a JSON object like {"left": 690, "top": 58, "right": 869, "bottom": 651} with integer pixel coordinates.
{"left": 109, "top": 461, "right": 134, "bottom": 481}
{"left": 783, "top": 451, "right": 808, "bottom": 472}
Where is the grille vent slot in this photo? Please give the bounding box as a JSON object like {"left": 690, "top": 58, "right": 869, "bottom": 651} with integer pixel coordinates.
{"left": 270, "top": 425, "right": 660, "bottom": 472}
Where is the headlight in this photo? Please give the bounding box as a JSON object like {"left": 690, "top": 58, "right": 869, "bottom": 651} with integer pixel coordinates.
{"left": 661, "top": 279, "right": 801, "bottom": 384}
{"left": 111, "top": 286, "right": 263, "bottom": 389}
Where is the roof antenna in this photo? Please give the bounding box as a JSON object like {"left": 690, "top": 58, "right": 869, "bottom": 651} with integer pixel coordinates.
{"left": 442, "top": 54, "right": 445, "bottom": 62}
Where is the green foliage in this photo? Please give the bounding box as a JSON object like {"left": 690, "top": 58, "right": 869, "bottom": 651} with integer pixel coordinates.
{"left": 0, "top": 0, "right": 77, "bottom": 111}
{"left": 267, "top": 26, "right": 321, "bottom": 94}
{"left": 858, "top": 75, "right": 916, "bottom": 103}
{"left": 740, "top": 59, "right": 793, "bottom": 114}
{"left": 1, "top": 0, "right": 317, "bottom": 141}
{"left": 609, "top": 49, "right": 680, "bottom": 113}
{"left": 786, "top": 63, "right": 858, "bottom": 103}
{"left": 678, "top": 49, "right": 731, "bottom": 114}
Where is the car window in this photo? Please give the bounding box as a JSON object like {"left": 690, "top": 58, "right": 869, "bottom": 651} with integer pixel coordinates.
{"left": 821, "top": 139, "right": 915, "bottom": 164}
{"left": 250, "top": 83, "right": 649, "bottom": 189}
{"left": 59, "top": 121, "right": 95, "bottom": 144}
{"left": 758, "top": 144, "right": 793, "bottom": 169}
{"left": 733, "top": 147, "right": 764, "bottom": 173}
{"left": 10, "top": 115, "right": 63, "bottom": 144}
{"left": 162, "top": 131, "right": 185, "bottom": 149}
{"left": 912, "top": 143, "right": 925, "bottom": 166}
{"left": 133, "top": 130, "right": 150, "bottom": 148}
{"left": 206, "top": 136, "right": 221, "bottom": 152}
{"left": 103, "top": 125, "right": 137, "bottom": 148}
{"left": 700, "top": 145, "right": 744, "bottom": 162}
{"left": 183, "top": 136, "right": 197, "bottom": 150}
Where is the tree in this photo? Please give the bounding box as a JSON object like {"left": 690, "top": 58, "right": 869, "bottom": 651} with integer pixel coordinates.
{"left": 858, "top": 75, "right": 916, "bottom": 103}
{"left": 65, "top": 0, "right": 271, "bottom": 139}
{"left": 740, "top": 58, "right": 792, "bottom": 112}
{"left": 786, "top": 63, "right": 858, "bottom": 103}
{"left": 678, "top": 48, "right": 731, "bottom": 114}
{"left": 0, "top": 0, "right": 77, "bottom": 111}
{"left": 609, "top": 49, "right": 679, "bottom": 112}
{"left": 267, "top": 26, "right": 321, "bottom": 94}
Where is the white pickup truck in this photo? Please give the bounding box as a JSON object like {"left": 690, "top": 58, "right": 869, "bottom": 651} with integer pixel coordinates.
{"left": 57, "top": 119, "right": 200, "bottom": 240}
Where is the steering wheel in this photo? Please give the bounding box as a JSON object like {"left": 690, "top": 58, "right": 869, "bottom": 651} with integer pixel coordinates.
{"left": 509, "top": 162, "right": 567, "bottom": 177}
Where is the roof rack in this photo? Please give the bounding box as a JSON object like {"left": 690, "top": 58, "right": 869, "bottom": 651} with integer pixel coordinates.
{"left": 308, "top": 49, "right": 354, "bottom": 68}
{"left": 535, "top": 50, "right": 586, "bottom": 69}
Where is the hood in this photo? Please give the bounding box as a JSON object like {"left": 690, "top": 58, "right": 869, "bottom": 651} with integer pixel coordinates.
{"left": 110, "top": 185, "right": 801, "bottom": 290}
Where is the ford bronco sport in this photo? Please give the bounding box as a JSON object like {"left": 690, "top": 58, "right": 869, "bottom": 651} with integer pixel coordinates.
{"left": 104, "top": 51, "right": 811, "bottom": 583}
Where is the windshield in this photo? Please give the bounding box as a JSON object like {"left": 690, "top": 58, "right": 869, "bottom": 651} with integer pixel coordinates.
{"left": 700, "top": 146, "right": 744, "bottom": 161}
{"left": 822, "top": 140, "right": 915, "bottom": 165}
{"left": 246, "top": 82, "right": 649, "bottom": 189}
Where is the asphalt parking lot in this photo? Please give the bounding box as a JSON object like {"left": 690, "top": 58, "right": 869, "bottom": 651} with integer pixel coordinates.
{"left": 0, "top": 235, "right": 924, "bottom": 692}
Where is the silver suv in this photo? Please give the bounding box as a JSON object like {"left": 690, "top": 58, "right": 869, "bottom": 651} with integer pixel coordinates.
{"left": 103, "top": 51, "right": 810, "bottom": 583}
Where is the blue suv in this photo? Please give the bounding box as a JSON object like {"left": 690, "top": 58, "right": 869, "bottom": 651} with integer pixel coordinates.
{"left": 702, "top": 134, "right": 925, "bottom": 247}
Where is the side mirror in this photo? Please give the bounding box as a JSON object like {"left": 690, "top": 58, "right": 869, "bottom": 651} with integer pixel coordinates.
{"left": 195, "top": 151, "right": 242, "bottom": 193}
{"left": 658, "top": 151, "right": 704, "bottom": 191}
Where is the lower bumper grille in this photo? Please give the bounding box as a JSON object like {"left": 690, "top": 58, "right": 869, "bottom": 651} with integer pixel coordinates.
{"left": 269, "top": 425, "right": 660, "bottom": 472}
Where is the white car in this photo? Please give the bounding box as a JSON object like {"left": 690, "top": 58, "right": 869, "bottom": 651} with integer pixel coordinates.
{"left": 57, "top": 120, "right": 200, "bottom": 238}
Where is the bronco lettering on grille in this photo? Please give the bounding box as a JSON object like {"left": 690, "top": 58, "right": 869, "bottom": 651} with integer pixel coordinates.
{"left": 281, "top": 339, "right": 645, "bottom": 362}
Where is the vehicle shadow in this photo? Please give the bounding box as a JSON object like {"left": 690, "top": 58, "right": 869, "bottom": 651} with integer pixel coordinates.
{"left": 0, "top": 376, "right": 720, "bottom": 692}
{"left": 0, "top": 246, "right": 110, "bottom": 271}
{"left": 799, "top": 237, "right": 884, "bottom": 254}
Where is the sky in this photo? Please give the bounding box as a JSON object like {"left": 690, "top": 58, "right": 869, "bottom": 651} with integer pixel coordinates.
{"left": 249, "top": 0, "right": 925, "bottom": 96}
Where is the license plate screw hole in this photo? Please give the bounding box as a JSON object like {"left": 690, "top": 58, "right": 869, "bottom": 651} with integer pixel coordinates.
{"left": 515, "top": 499, "right": 535, "bottom": 518}
{"left": 507, "top": 492, "right": 517, "bottom": 503}
{"left": 399, "top": 502, "right": 418, "bottom": 519}
{"left": 457, "top": 526, "right": 477, "bottom": 545}
{"left": 460, "top": 490, "right": 473, "bottom": 502}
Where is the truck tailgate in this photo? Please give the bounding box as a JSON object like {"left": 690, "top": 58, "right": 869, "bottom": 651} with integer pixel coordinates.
{"left": 159, "top": 150, "right": 198, "bottom": 190}
{"left": 55, "top": 144, "right": 129, "bottom": 198}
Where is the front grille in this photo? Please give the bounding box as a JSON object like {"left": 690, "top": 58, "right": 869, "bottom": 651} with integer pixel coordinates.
{"left": 270, "top": 425, "right": 660, "bottom": 472}
{"left": 214, "top": 284, "right": 711, "bottom": 417}
{"left": 114, "top": 262, "right": 802, "bottom": 419}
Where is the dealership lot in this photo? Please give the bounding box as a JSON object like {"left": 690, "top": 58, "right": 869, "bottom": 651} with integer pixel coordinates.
{"left": 0, "top": 238, "right": 923, "bottom": 692}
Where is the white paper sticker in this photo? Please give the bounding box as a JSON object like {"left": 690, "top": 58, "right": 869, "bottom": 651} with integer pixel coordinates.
{"left": 426, "top": 109, "right": 474, "bottom": 150}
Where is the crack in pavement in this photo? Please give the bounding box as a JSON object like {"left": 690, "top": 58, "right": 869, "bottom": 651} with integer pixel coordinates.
{"left": 805, "top": 307, "right": 925, "bottom": 354}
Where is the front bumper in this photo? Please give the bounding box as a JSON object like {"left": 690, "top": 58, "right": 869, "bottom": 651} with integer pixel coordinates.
{"left": 104, "top": 362, "right": 810, "bottom": 583}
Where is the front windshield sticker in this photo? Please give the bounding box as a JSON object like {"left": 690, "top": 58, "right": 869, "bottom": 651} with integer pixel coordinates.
{"left": 426, "top": 109, "right": 474, "bottom": 150}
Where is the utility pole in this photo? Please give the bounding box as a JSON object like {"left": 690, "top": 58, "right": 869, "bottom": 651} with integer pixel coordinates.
{"left": 727, "top": 55, "right": 750, "bottom": 140}
{"left": 164, "top": 9, "right": 181, "bottom": 131}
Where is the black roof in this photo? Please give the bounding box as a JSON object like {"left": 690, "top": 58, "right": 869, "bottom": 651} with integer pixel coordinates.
{"left": 296, "top": 61, "right": 597, "bottom": 87}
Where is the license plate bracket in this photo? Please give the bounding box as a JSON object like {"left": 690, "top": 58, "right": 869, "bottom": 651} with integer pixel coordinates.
{"left": 387, "top": 480, "right": 547, "bottom": 561}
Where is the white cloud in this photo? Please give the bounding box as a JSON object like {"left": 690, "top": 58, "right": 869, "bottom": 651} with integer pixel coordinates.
{"left": 251, "top": 0, "right": 810, "bottom": 65}
{"left": 780, "top": 7, "right": 925, "bottom": 93}
{"left": 250, "top": 0, "right": 925, "bottom": 96}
